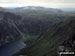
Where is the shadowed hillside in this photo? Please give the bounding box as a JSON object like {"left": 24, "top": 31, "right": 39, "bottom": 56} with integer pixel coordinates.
{"left": 0, "top": 12, "right": 23, "bottom": 46}
{"left": 0, "top": 7, "right": 75, "bottom": 55}
{"left": 14, "top": 20, "right": 75, "bottom": 56}
{"left": 0, "top": 7, "right": 67, "bottom": 46}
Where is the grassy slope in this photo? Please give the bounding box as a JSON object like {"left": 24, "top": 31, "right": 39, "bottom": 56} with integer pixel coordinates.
{"left": 20, "top": 35, "right": 39, "bottom": 42}
{"left": 14, "top": 20, "right": 75, "bottom": 56}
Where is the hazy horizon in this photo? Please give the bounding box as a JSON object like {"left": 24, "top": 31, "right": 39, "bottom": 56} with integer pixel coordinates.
{"left": 0, "top": 0, "right": 75, "bottom": 8}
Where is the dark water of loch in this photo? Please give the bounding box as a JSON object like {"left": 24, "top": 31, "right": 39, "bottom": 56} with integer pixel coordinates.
{"left": 0, "top": 41, "right": 26, "bottom": 56}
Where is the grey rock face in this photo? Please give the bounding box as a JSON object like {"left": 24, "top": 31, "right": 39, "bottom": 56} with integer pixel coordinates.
{"left": 0, "top": 12, "right": 22, "bottom": 46}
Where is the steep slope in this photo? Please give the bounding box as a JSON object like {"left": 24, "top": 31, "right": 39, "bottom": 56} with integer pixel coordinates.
{"left": 15, "top": 19, "right": 75, "bottom": 56}
{"left": 0, "top": 6, "right": 75, "bottom": 47}
{"left": 0, "top": 7, "right": 66, "bottom": 35}
{"left": 0, "top": 6, "right": 75, "bottom": 36}
{"left": 0, "top": 12, "right": 23, "bottom": 46}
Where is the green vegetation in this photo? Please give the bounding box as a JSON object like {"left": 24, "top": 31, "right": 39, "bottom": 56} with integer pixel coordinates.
{"left": 0, "top": 6, "right": 75, "bottom": 56}
{"left": 14, "top": 20, "right": 75, "bottom": 56}
{"left": 20, "top": 35, "right": 39, "bottom": 42}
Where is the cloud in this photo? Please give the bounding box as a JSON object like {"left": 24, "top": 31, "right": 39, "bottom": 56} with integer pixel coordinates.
{"left": 41, "top": 0, "right": 75, "bottom": 3}
{"left": 0, "top": 0, "right": 75, "bottom": 3}
{"left": 0, "top": 0, "right": 75, "bottom": 8}
{"left": 58, "top": 0, "right": 75, "bottom": 3}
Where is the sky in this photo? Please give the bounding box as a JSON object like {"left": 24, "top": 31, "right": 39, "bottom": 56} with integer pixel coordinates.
{"left": 0, "top": 0, "right": 75, "bottom": 8}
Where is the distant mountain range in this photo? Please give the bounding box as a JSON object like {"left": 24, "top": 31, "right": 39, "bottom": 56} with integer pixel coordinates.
{"left": 59, "top": 8, "right": 75, "bottom": 11}
{"left": 4, "top": 6, "right": 75, "bottom": 12}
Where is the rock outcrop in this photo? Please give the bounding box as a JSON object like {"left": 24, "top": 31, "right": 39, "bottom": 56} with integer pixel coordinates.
{"left": 0, "top": 12, "right": 23, "bottom": 46}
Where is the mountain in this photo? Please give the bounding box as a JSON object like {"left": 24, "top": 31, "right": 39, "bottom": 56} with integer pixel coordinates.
{"left": 0, "top": 6, "right": 63, "bottom": 46}
{"left": 0, "top": 6, "right": 75, "bottom": 46}
{"left": 0, "top": 12, "right": 23, "bottom": 46}
{"left": 60, "top": 8, "right": 75, "bottom": 12}
{"left": 12, "top": 6, "right": 63, "bottom": 15}
{"left": 14, "top": 6, "right": 62, "bottom": 11}
{"left": 14, "top": 19, "right": 75, "bottom": 56}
